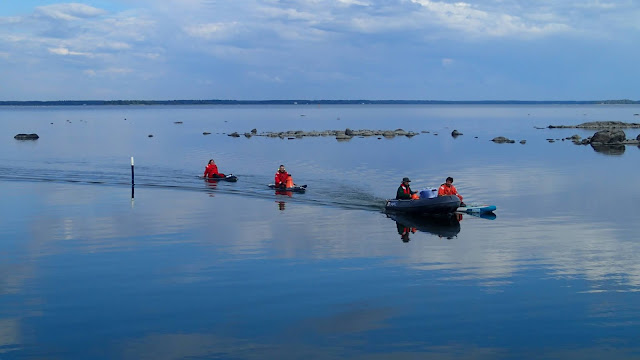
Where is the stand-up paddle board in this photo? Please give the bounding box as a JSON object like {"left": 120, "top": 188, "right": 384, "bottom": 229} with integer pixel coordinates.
{"left": 456, "top": 204, "right": 496, "bottom": 214}
{"left": 199, "top": 174, "right": 238, "bottom": 182}
{"left": 268, "top": 184, "right": 307, "bottom": 192}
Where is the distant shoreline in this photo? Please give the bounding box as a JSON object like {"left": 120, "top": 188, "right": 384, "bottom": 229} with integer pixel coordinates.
{"left": 1, "top": 99, "right": 639, "bottom": 106}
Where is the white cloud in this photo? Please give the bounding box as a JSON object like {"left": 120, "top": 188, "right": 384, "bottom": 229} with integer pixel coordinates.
{"left": 0, "top": 16, "right": 21, "bottom": 25}
{"left": 337, "top": 0, "right": 371, "bottom": 6}
{"left": 575, "top": 1, "right": 619, "bottom": 10}
{"left": 258, "top": 6, "right": 318, "bottom": 21}
{"left": 48, "top": 47, "right": 92, "bottom": 56}
{"left": 410, "top": 0, "right": 571, "bottom": 37}
{"left": 35, "top": 3, "right": 108, "bottom": 21}
{"left": 83, "top": 67, "right": 133, "bottom": 77}
{"left": 247, "top": 71, "right": 284, "bottom": 83}
{"left": 183, "top": 22, "right": 239, "bottom": 40}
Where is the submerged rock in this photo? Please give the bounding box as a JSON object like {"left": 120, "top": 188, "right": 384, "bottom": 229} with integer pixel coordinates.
{"left": 451, "top": 129, "right": 462, "bottom": 137}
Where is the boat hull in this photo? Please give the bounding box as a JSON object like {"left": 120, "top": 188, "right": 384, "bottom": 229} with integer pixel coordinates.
{"left": 385, "top": 195, "right": 460, "bottom": 215}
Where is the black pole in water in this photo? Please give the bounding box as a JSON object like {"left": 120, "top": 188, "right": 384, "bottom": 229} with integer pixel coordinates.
{"left": 131, "top": 157, "right": 135, "bottom": 201}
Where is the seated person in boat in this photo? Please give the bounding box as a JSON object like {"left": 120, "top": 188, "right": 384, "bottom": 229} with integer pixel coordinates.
{"left": 275, "top": 165, "right": 294, "bottom": 188}
{"left": 438, "top": 176, "right": 465, "bottom": 206}
{"left": 396, "top": 177, "right": 418, "bottom": 200}
{"left": 203, "top": 159, "right": 226, "bottom": 178}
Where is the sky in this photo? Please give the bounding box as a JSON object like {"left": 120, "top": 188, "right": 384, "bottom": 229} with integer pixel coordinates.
{"left": 1, "top": 0, "right": 639, "bottom": 101}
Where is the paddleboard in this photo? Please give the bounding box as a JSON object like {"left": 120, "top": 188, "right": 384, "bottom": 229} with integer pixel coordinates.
{"left": 268, "top": 184, "right": 307, "bottom": 192}
{"left": 456, "top": 204, "right": 496, "bottom": 214}
{"left": 200, "top": 174, "right": 238, "bottom": 182}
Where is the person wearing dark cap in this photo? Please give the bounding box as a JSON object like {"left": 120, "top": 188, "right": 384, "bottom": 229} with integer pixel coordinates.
{"left": 396, "top": 177, "right": 417, "bottom": 200}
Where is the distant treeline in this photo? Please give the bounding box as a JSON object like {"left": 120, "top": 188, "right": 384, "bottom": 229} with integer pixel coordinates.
{"left": 1, "top": 99, "right": 639, "bottom": 106}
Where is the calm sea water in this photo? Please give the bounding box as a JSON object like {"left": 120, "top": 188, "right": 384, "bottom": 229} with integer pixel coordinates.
{"left": 2, "top": 105, "right": 640, "bottom": 359}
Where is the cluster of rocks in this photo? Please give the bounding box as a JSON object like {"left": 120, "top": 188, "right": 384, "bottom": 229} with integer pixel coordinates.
{"left": 490, "top": 136, "right": 526, "bottom": 144}
{"left": 227, "top": 128, "right": 420, "bottom": 140}
{"left": 582, "top": 129, "right": 640, "bottom": 145}
{"left": 548, "top": 121, "right": 640, "bottom": 129}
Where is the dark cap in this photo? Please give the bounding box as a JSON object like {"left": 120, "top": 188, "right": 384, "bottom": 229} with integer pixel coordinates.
{"left": 402, "top": 177, "right": 411, "bottom": 182}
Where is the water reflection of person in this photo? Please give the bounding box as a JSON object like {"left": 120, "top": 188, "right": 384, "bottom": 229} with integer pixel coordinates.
{"left": 396, "top": 222, "right": 416, "bottom": 243}
{"left": 204, "top": 178, "right": 218, "bottom": 196}
{"left": 275, "top": 189, "right": 292, "bottom": 197}
{"left": 276, "top": 201, "right": 286, "bottom": 211}
{"left": 205, "top": 178, "right": 218, "bottom": 188}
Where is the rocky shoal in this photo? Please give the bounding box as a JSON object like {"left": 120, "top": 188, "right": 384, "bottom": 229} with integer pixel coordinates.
{"left": 226, "top": 128, "right": 421, "bottom": 139}
{"left": 548, "top": 121, "right": 640, "bottom": 129}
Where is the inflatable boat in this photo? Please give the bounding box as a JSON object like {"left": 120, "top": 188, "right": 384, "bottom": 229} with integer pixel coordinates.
{"left": 385, "top": 195, "right": 460, "bottom": 215}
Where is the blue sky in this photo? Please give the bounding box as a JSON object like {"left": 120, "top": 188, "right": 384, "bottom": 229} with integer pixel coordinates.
{"left": 1, "top": 0, "right": 639, "bottom": 101}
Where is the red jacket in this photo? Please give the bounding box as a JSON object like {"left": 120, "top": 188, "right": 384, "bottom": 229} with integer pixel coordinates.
{"left": 274, "top": 171, "right": 290, "bottom": 186}
{"left": 438, "top": 183, "right": 463, "bottom": 201}
{"left": 204, "top": 163, "right": 225, "bottom": 178}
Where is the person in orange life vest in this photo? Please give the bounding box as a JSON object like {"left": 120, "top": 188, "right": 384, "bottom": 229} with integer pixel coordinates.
{"left": 274, "top": 165, "right": 293, "bottom": 188}
{"left": 203, "top": 159, "right": 225, "bottom": 178}
{"left": 396, "top": 177, "right": 418, "bottom": 200}
{"left": 438, "top": 176, "right": 465, "bottom": 206}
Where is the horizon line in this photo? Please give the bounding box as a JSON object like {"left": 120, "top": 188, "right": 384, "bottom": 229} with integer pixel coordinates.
{"left": 1, "top": 99, "right": 639, "bottom": 105}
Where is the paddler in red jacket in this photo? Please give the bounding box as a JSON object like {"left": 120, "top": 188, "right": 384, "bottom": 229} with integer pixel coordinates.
{"left": 274, "top": 165, "right": 293, "bottom": 188}
{"left": 438, "top": 176, "right": 465, "bottom": 206}
{"left": 396, "top": 177, "right": 418, "bottom": 200}
{"left": 203, "top": 159, "right": 226, "bottom": 178}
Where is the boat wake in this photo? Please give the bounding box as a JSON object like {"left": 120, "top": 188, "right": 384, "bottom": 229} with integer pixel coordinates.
{"left": 0, "top": 167, "right": 387, "bottom": 213}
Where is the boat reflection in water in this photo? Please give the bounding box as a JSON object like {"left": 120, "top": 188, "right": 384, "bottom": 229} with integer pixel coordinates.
{"left": 387, "top": 212, "right": 462, "bottom": 242}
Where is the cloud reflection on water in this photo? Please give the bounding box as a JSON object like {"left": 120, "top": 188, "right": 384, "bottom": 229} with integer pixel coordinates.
{"left": 6, "top": 181, "right": 640, "bottom": 294}
{"left": 2, "top": 181, "right": 640, "bottom": 358}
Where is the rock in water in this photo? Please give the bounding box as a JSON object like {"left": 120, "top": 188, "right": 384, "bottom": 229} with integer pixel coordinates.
{"left": 591, "top": 129, "right": 626, "bottom": 144}
{"left": 491, "top": 136, "right": 514, "bottom": 143}
{"left": 14, "top": 133, "right": 39, "bottom": 140}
